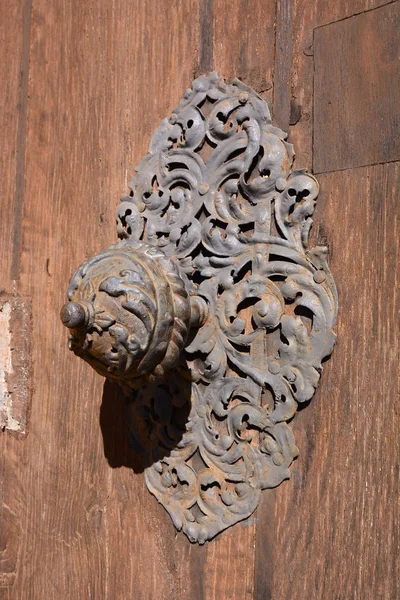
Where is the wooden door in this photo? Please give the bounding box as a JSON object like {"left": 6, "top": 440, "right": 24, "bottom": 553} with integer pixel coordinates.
{"left": 1, "top": 1, "right": 398, "bottom": 598}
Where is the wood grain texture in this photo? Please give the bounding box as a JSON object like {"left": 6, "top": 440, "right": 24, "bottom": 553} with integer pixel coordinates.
{"left": 213, "top": 0, "right": 275, "bottom": 101}
{"left": 272, "top": 162, "right": 400, "bottom": 600}
{"left": 1, "top": 1, "right": 199, "bottom": 598}
{"left": 314, "top": 2, "right": 400, "bottom": 173}
{"left": 273, "top": 0, "right": 293, "bottom": 132}
{"left": 253, "top": 489, "right": 275, "bottom": 599}
{"left": 0, "top": 0, "right": 31, "bottom": 588}
{"left": 289, "top": 0, "right": 397, "bottom": 170}
{"left": 206, "top": 4, "right": 277, "bottom": 598}
{"left": 271, "top": 4, "right": 400, "bottom": 598}
{"left": 200, "top": 4, "right": 277, "bottom": 593}
{"left": 199, "top": 0, "right": 214, "bottom": 74}
{"left": 0, "top": 0, "right": 31, "bottom": 290}
{"left": 1, "top": 0, "right": 399, "bottom": 598}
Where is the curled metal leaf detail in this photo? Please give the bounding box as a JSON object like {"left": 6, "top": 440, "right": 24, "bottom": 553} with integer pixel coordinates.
{"left": 62, "top": 72, "right": 337, "bottom": 544}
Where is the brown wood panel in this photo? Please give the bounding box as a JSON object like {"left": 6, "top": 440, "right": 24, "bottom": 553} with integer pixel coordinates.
{"left": 273, "top": 0, "right": 293, "bottom": 133}
{"left": 314, "top": 2, "right": 400, "bottom": 173}
{"left": 0, "top": 0, "right": 31, "bottom": 587}
{"left": 272, "top": 163, "right": 400, "bottom": 599}
{"left": 0, "top": 0, "right": 31, "bottom": 290}
{"left": 264, "top": 4, "right": 400, "bottom": 597}
{"left": 1, "top": 0, "right": 399, "bottom": 598}
{"left": 1, "top": 1, "right": 200, "bottom": 598}
{"left": 205, "top": 4, "right": 277, "bottom": 598}
{"left": 213, "top": 0, "right": 275, "bottom": 101}
{"left": 288, "top": 0, "right": 396, "bottom": 170}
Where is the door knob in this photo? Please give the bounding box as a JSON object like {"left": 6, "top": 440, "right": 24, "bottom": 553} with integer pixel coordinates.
{"left": 61, "top": 72, "right": 337, "bottom": 544}
{"left": 61, "top": 242, "right": 207, "bottom": 386}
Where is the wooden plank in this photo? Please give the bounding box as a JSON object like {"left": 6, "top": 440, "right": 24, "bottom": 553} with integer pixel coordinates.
{"left": 0, "top": 0, "right": 31, "bottom": 290}
{"left": 199, "top": 0, "right": 214, "bottom": 74}
{"left": 314, "top": 2, "right": 400, "bottom": 173}
{"left": 158, "top": 3, "right": 279, "bottom": 596}
{"left": 204, "top": 519, "right": 257, "bottom": 599}
{"left": 272, "top": 162, "right": 400, "bottom": 599}
{"left": 253, "top": 490, "right": 275, "bottom": 599}
{"left": 1, "top": 1, "right": 200, "bottom": 598}
{"left": 0, "top": 0, "right": 31, "bottom": 588}
{"left": 273, "top": 0, "right": 293, "bottom": 132}
{"left": 198, "top": 3, "right": 278, "bottom": 599}
{"left": 269, "top": 5, "right": 400, "bottom": 595}
{"left": 289, "top": 0, "right": 396, "bottom": 170}
{"left": 213, "top": 0, "right": 275, "bottom": 101}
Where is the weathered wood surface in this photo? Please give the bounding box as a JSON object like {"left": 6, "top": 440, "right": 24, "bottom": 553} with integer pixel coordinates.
{"left": 272, "top": 162, "right": 400, "bottom": 600}
{"left": 285, "top": 0, "right": 398, "bottom": 169}
{"left": 2, "top": 1, "right": 200, "bottom": 598}
{"left": 270, "top": 3, "right": 400, "bottom": 598}
{"left": 0, "top": 1, "right": 399, "bottom": 598}
{"left": 314, "top": 2, "right": 400, "bottom": 173}
{"left": 0, "top": 0, "right": 30, "bottom": 584}
{"left": 0, "top": 0, "right": 31, "bottom": 291}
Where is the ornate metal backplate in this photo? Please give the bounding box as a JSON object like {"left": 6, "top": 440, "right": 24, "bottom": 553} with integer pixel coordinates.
{"left": 62, "top": 72, "right": 337, "bottom": 544}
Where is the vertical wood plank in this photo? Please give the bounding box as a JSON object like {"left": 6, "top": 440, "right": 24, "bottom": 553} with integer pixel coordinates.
{"left": 199, "top": 0, "right": 214, "bottom": 74}
{"left": 272, "top": 163, "right": 400, "bottom": 599}
{"left": 271, "top": 3, "right": 400, "bottom": 599}
{"left": 1, "top": 1, "right": 200, "bottom": 598}
{"left": 273, "top": 0, "right": 293, "bottom": 132}
{"left": 253, "top": 491, "right": 275, "bottom": 599}
{"left": 0, "top": 0, "right": 31, "bottom": 590}
{"left": 201, "top": 3, "right": 277, "bottom": 598}
{"left": 213, "top": 0, "right": 275, "bottom": 102}
{"left": 0, "top": 0, "right": 31, "bottom": 290}
{"left": 289, "top": 0, "right": 396, "bottom": 169}
{"left": 313, "top": 2, "right": 400, "bottom": 173}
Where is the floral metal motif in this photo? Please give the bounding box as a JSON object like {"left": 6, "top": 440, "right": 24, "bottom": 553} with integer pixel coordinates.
{"left": 62, "top": 72, "right": 337, "bottom": 544}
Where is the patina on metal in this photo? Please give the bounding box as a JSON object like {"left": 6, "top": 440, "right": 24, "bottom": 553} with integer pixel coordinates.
{"left": 61, "top": 72, "right": 338, "bottom": 544}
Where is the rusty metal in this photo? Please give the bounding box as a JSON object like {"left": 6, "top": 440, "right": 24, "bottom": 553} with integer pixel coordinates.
{"left": 61, "top": 72, "right": 338, "bottom": 543}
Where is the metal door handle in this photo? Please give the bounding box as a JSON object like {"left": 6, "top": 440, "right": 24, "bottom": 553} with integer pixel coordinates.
{"left": 61, "top": 72, "right": 337, "bottom": 543}
{"left": 61, "top": 242, "right": 207, "bottom": 386}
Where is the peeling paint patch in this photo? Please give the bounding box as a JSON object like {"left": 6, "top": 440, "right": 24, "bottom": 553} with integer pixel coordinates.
{"left": 0, "top": 302, "right": 13, "bottom": 428}
{"left": 0, "top": 295, "right": 31, "bottom": 434}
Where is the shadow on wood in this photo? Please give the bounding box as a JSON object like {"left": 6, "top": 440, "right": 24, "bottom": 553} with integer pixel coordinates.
{"left": 100, "top": 373, "right": 192, "bottom": 473}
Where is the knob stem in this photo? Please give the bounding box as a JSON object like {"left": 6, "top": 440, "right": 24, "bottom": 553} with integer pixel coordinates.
{"left": 60, "top": 301, "right": 94, "bottom": 330}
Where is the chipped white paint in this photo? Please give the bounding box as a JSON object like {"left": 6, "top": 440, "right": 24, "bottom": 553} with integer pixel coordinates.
{"left": 0, "top": 301, "right": 14, "bottom": 430}
{"left": 0, "top": 295, "right": 31, "bottom": 433}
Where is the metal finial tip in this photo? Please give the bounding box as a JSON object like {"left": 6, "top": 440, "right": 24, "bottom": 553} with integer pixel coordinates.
{"left": 60, "top": 302, "right": 89, "bottom": 329}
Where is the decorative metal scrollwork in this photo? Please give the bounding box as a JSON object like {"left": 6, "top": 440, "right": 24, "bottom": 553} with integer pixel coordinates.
{"left": 61, "top": 72, "right": 337, "bottom": 544}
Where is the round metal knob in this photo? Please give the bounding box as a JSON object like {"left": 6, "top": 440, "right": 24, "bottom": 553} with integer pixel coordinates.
{"left": 60, "top": 301, "right": 93, "bottom": 329}
{"left": 62, "top": 242, "right": 207, "bottom": 384}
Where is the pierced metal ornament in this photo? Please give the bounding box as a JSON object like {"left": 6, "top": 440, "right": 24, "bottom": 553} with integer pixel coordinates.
{"left": 61, "top": 72, "right": 337, "bottom": 544}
